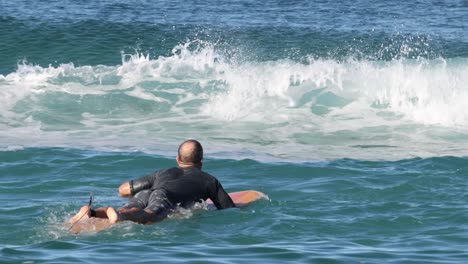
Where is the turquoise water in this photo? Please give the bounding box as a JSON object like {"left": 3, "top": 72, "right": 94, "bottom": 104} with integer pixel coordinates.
{"left": 2, "top": 149, "right": 468, "bottom": 263}
{"left": 1, "top": 0, "right": 468, "bottom": 263}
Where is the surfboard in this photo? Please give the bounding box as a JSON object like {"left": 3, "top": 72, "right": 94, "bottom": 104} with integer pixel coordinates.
{"left": 67, "top": 217, "right": 113, "bottom": 234}
{"left": 206, "top": 190, "right": 265, "bottom": 209}
{"left": 67, "top": 190, "right": 265, "bottom": 234}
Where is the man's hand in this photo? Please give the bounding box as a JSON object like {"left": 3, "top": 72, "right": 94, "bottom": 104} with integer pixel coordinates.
{"left": 118, "top": 182, "right": 131, "bottom": 197}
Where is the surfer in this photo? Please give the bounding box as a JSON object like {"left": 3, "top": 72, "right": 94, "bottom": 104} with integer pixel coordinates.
{"left": 69, "top": 139, "right": 235, "bottom": 226}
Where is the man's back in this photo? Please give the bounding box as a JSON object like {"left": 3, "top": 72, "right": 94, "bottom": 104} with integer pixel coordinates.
{"left": 132, "top": 166, "right": 235, "bottom": 209}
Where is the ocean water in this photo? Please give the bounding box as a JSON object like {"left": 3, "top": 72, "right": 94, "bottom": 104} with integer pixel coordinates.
{"left": 1, "top": 0, "right": 468, "bottom": 263}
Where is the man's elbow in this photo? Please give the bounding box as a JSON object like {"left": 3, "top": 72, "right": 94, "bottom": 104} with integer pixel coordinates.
{"left": 217, "top": 203, "right": 236, "bottom": 210}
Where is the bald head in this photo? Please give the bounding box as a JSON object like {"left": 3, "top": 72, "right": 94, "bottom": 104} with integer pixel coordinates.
{"left": 177, "top": 140, "right": 203, "bottom": 168}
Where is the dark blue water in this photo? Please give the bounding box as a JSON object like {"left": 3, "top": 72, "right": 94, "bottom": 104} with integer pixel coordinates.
{"left": 1, "top": 0, "right": 467, "bottom": 74}
{"left": 1, "top": 0, "right": 468, "bottom": 263}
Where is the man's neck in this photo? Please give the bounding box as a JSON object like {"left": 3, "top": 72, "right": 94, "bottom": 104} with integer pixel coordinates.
{"left": 178, "top": 163, "right": 202, "bottom": 169}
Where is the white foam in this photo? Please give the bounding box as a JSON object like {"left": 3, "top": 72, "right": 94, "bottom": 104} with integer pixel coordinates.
{"left": 125, "top": 87, "right": 170, "bottom": 103}
{"left": 1, "top": 42, "right": 468, "bottom": 160}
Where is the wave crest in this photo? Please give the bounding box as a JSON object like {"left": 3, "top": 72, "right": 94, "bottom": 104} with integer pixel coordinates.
{"left": 1, "top": 42, "right": 467, "bottom": 159}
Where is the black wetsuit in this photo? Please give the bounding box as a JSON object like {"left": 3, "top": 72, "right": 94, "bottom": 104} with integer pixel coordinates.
{"left": 120, "top": 166, "right": 235, "bottom": 222}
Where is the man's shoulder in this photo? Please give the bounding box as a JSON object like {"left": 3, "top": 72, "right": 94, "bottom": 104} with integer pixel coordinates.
{"left": 180, "top": 167, "right": 217, "bottom": 179}
{"left": 158, "top": 166, "right": 181, "bottom": 175}
{"left": 199, "top": 170, "right": 219, "bottom": 183}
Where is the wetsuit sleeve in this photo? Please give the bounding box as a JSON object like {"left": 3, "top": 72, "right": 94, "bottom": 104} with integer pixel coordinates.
{"left": 208, "top": 177, "right": 236, "bottom": 209}
{"left": 130, "top": 172, "right": 159, "bottom": 195}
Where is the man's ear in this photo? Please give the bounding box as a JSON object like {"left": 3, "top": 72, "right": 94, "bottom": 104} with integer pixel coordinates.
{"left": 176, "top": 155, "right": 180, "bottom": 164}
